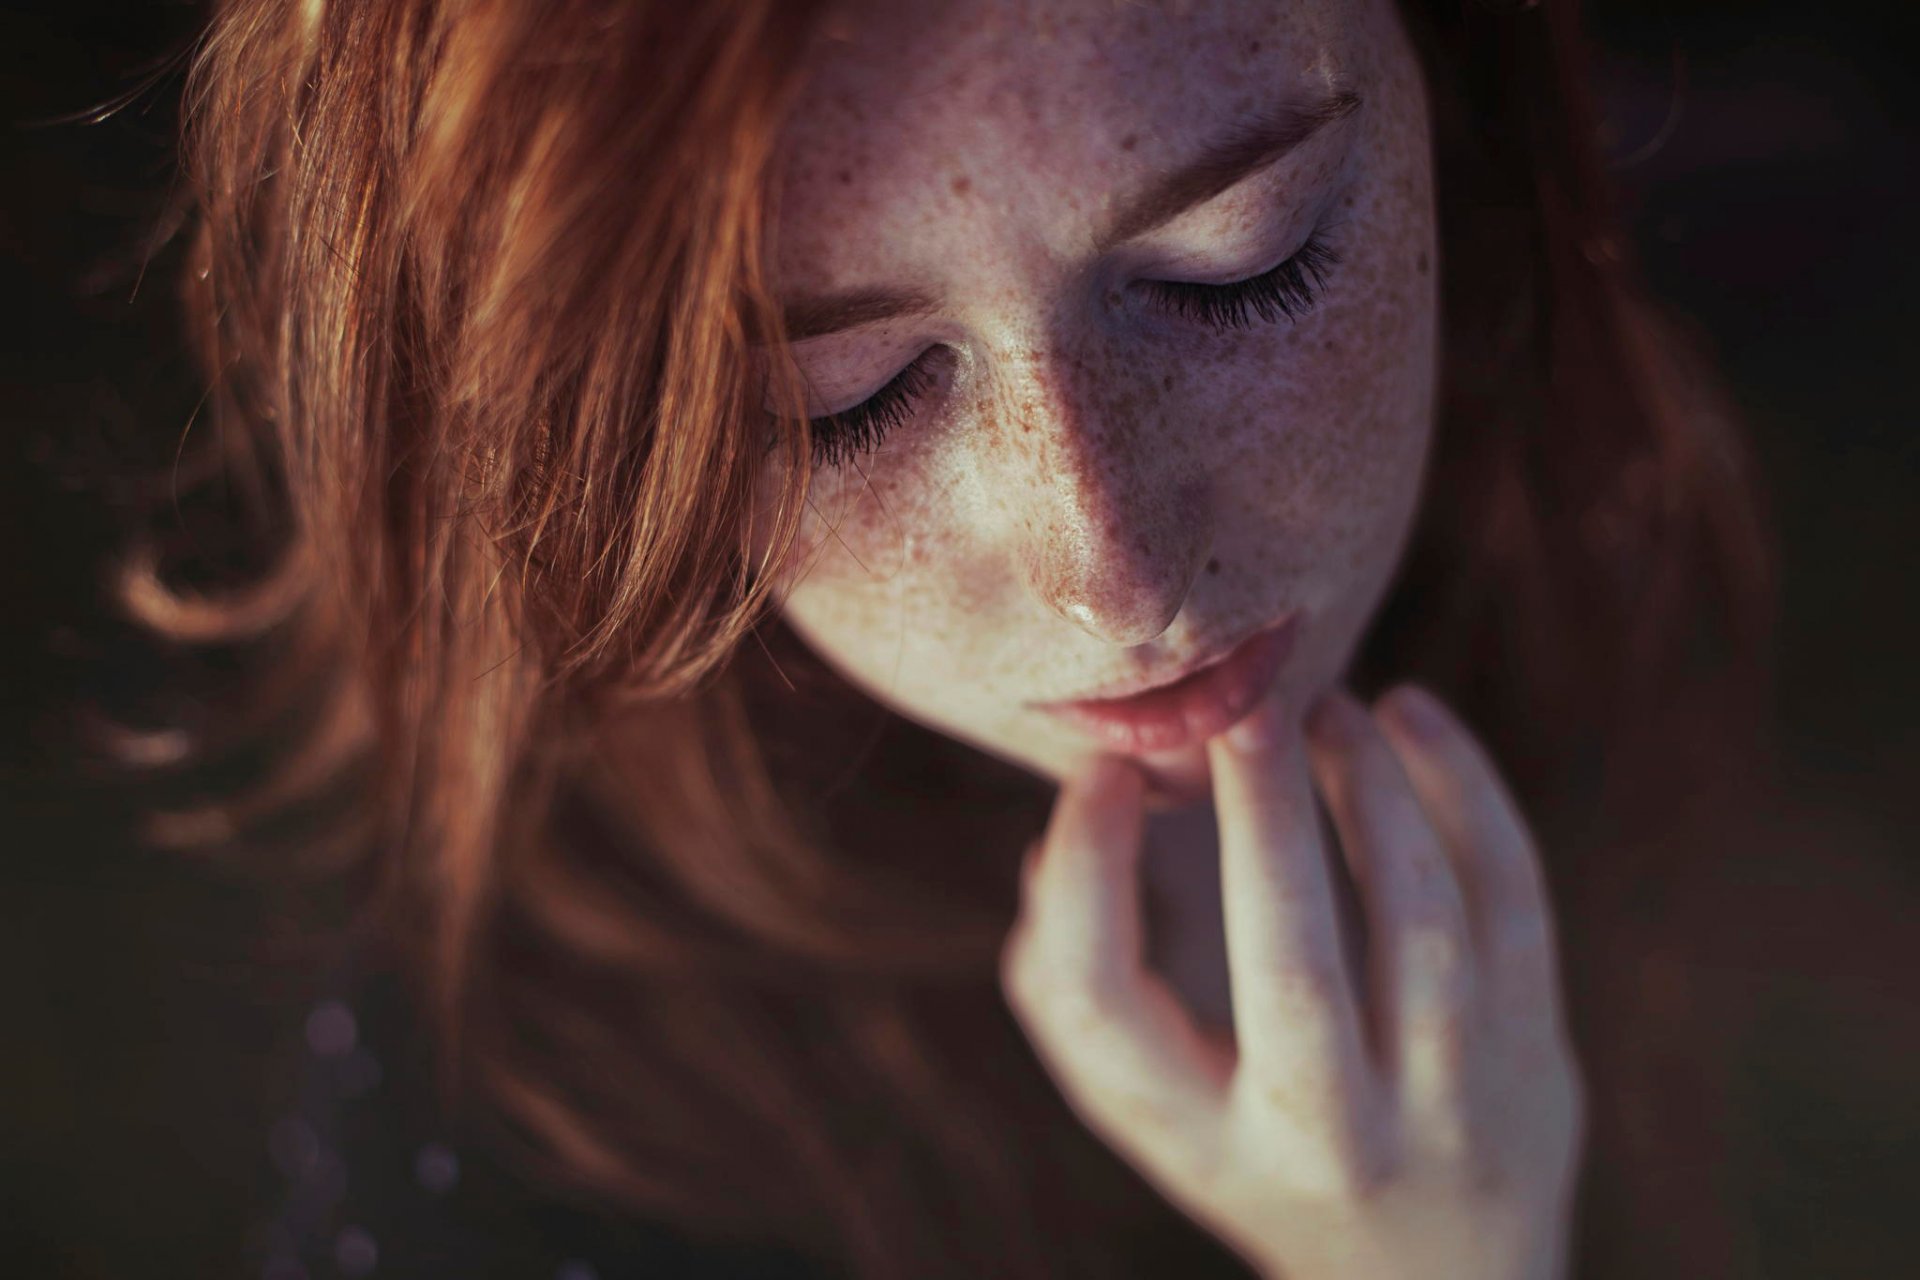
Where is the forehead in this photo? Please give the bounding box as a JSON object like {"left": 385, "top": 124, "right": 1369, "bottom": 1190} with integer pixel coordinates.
{"left": 770, "top": 0, "right": 1368, "bottom": 288}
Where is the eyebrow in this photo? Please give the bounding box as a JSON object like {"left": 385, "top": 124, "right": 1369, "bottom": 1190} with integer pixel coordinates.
{"left": 777, "top": 90, "right": 1363, "bottom": 343}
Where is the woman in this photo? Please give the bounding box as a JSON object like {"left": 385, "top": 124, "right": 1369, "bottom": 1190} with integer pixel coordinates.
{"left": 114, "top": 0, "right": 1777, "bottom": 1276}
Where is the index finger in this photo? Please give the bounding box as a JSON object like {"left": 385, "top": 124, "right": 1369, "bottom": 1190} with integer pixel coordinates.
{"left": 1207, "top": 689, "right": 1375, "bottom": 1138}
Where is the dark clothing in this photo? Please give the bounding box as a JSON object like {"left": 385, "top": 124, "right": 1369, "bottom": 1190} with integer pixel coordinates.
{"left": 258, "top": 976, "right": 828, "bottom": 1280}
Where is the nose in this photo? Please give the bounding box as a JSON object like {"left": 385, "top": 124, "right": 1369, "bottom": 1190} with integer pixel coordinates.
{"left": 992, "top": 343, "right": 1214, "bottom": 646}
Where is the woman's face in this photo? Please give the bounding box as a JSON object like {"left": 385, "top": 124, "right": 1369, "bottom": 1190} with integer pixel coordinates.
{"left": 758, "top": 0, "right": 1437, "bottom": 808}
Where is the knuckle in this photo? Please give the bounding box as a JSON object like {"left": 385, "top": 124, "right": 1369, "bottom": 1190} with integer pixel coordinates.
{"left": 1269, "top": 955, "right": 1349, "bottom": 1014}
{"left": 1405, "top": 925, "right": 1472, "bottom": 1006}
{"left": 1309, "top": 1126, "right": 1395, "bottom": 1201}
{"left": 1073, "top": 964, "right": 1135, "bottom": 1026}
{"left": 1010, "top": 950, "right": 1128, "bottom": 1032}
{"left": 1423, "top": 1100, "right": 1472, "bottom": 1164}
{"left": 1240, "top": 1054, "right": 1380, "bottom": 1159}
{"left": 1407, "top": 920, "right": 1464, "bottom": 973}
{"left": 1007, "top": 958, "right": 1069, "bottom": 1019}
{"left": 1250, "top": 1070, "right": 1330, "bottom": 1130}
{"left": 1406, "top": 1003, "right": 1472, "bottom": 1075}
{"left": 1003, "top": 946, "right": 1069, "bottom": 1026}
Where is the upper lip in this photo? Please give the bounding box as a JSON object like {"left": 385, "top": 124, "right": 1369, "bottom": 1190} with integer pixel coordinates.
{"left": 1030, "top": 622, "right": 1276, "bottom": 707}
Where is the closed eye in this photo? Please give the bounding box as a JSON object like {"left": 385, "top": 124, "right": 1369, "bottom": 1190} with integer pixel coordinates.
{"left": 800, "top": 224, "right": 1344, "bottom": 468}
{"left": 803, "top": 351, "right": 941, "bottom": 470}
{"left": 1141, "top": 227, "right": 1340, "bottom": 330}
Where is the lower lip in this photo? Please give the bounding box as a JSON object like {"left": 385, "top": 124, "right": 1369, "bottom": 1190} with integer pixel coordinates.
{"left": 1039, "top": 615, "right": 1301, "bottom": 755}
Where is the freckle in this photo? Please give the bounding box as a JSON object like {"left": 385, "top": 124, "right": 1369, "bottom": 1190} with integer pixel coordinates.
{"left": 1322, "top": 338, "right": 1335, "bottom": 351}
{"left": 1105, "top": 290, "right": 1123, "bottom": 308}
{"left": 1161, "top": 373, "right": 1173, "bottom": 391}
{"left": 950, "top": 173, "right": 971, "bottom": 195}
{"left": 1417, "top": 251, "right": 1430, "bottom": 275}
{"left": 1205, "top": 557, "right": 1220, "bottom": 576}
{"left": 1248, "top": 40, "right": 1262, "bottom": 53}
{"left": 1342, "top": 195, "right": 1355, "bottom": 208}
{"left": 1134, "top": 535, "right": 1152, "bottom": 557}
{"left": 1120, "top": 133, "right": 1138, "bottom": 151}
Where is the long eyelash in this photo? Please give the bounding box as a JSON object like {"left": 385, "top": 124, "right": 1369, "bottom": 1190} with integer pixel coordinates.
{"left": 803, "top": 230, "right": 1340, "bottom": 466}
{"left": 1147, "top": 230, "right": 1340, "bottom": 330}
{"left": 807, "top": 352, "right": 938, "bottom": 468}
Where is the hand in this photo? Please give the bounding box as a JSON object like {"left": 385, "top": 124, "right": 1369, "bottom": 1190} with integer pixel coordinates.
{"left": 999, "top": 683, "right": 1586, "bottom": 1280}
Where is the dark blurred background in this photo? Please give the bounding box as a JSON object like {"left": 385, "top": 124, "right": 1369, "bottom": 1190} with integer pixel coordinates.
{"left": 3, "top": 2, "right": 1915, "bottom": 1277}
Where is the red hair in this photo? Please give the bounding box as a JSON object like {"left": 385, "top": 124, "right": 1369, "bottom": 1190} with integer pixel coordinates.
{"left": 107, "top": 1, "right": 1778, "bottom": 1276}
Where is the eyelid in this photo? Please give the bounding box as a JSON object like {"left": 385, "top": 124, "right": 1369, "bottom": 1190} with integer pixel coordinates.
{"left": 1138, "top": 162, "right": 1352, "bottom": 285}
{"left": 803, "top": 347, "right": 945, "bottom": 468}
{"left": 805, "top": 345, "right": 935, "bottom": 418}
{"left": 1140, "top": 225, "right": 1340, "bottom": 329}
{"left": 1134, "top": 130, "right": 1357, "bottom": 260}
{"left": 1153, "top": 210, "right": 1333, "bottom": 288}
{"left": 783, "top": 329, "right": 930, "bottom": 416}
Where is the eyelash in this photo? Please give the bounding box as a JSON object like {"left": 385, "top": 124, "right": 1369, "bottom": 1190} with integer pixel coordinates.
{"left": 805, "top": 227, "right": 1340, "bottom": 467}
{"left": 806, "top": 355, "right": 942, "bottom": 470}
{"left": 1141, "top": 229, "right": 1340, "bottom": 330}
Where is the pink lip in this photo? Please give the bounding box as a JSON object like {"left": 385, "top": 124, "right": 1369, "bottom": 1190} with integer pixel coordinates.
{"left": 1033, "top": 614, "right": 1302, "bottom": 755}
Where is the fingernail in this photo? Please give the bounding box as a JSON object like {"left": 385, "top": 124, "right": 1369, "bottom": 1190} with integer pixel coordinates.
{"left": 1226, "top": 689, "right": 1285, "bottom": 752}
{"left": 1305, "top": 689, "right": 1352, "bottom": 743}
{"left": 1388, "top": 684, "right": 1447, "bottom": 740}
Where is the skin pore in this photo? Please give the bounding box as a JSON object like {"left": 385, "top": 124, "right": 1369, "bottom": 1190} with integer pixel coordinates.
{"left": 758, "top": 0, "right": 1437, "bottom": 826}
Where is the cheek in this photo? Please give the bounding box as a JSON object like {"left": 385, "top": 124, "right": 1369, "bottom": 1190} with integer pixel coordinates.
{"left": 1241, "top": 1, "right": 1439, "bottom": 535}
{"left": 768, "top": 457, "right": 980, "bottom": 663}
{"left": 1303, "top": 249, "right": 1436, "bottom": 508}
{"left": 1256, "top": 141, "right": 1436, "bottom": 544}
{"left": 1187, "top": 226, "right": 1436, "bottom": 578}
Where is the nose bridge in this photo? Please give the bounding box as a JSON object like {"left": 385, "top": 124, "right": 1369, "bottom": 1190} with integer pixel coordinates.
{"left": 991, "top": 335, "right": 1213, "bottom": 646}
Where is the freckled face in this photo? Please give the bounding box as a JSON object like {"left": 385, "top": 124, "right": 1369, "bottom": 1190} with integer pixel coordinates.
{"left": 756, "top": 0, "right": 1437, "bottom": 808}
